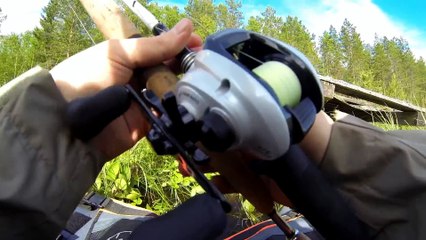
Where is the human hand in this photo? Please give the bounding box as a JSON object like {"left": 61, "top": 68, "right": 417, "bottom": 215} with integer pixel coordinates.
{"left": 50, "top": 19, "right": 202, "bottom": 159}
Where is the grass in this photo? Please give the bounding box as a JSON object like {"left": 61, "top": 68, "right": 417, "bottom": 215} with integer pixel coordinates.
{"left": 93, "top": 138, "right": 200, "bottom": 214}
{"left": 371, "top": 108, "right": 426, "bottom": 131}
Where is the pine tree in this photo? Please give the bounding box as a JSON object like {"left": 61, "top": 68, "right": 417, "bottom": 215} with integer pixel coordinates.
{"left": 339, "top": 19, "right": 371, "bottom": 85}
{"left": 319, "top": 26, "right": 345, "bottom": 79}
{"left": 370, "top": 36, "right": 391, "bottom": 92}
{"left": 245, "top": 7, "right": 283, "bottom": 39}
{"left": 280, "top": 16, "right": 319, "bottom": 68}
{"left": 34, "top": 0, "right": 102, "bottom": 69}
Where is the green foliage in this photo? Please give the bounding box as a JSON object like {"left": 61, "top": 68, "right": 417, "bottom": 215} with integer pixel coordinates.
{"left": 0, "top": 32, "right": 38, "bottom": 85}
{"left": 338, "top": 19, "right": 371, "bottom": 85}
{"left": 93, "top": 138, "right": 199, "bottom": 214}
{"left": 319, "top": 26, "right": 345, "bottom": 79}
{"left": 216, "top": 0, "right": 244, "bottom": 30}
{"left": 245, "top": 7, "right": 283, "bottom": 39}
{"left": 33, "top": 0, "right": 103, "bottom": 69}
{"left": 279, "top": 16, "right": 320, "bottom": 68}
{"left": 373, "top": 112, "right": 426, "bottom": 131}
{"left": 185, "top": 0, "right": 217, "bottom": 39}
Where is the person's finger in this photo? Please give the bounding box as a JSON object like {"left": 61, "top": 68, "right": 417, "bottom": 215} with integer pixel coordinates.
{"left": 156, "top": 32, "right": 203, "bottom": 74}
{"left": 112, "top": 18, "right": 195, "bottom": 68}
{"left": 187, "top": 33, "right": 203, "bottom": 49}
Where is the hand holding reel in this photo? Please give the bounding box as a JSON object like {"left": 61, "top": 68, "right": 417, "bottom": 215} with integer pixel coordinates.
{"left": 67, "top": 29, "right": 367, "bottom": 240}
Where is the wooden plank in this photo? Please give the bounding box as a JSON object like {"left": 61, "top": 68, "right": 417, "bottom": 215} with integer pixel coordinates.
{"left": 321, "top": 81, "right": 335, "bottom": 101}
{"left": 325, "top": 95, "right": 426, "bottom": 126}
{"left": 320, "top": 75, "right": 426, "bottom": 112}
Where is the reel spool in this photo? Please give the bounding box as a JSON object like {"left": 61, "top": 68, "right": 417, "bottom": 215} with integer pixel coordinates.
{"left": 252, "top": 60, "right": 302, "bottom": 108}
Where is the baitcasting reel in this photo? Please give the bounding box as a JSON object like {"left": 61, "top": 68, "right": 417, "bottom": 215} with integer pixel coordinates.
{"left": 148, "top": 29, "right": 323, "bottom": 161}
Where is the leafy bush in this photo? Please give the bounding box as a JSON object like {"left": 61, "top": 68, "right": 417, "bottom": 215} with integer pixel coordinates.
{"left": 93, "top": 138, "right": 201, "bottom": 214}
{"left": 93, "top": 138, "right": 263, "bottom": 223}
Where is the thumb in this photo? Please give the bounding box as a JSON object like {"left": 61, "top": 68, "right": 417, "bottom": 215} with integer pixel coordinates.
{"left": 116, "top": 19, "right": 194, "bottom": 68}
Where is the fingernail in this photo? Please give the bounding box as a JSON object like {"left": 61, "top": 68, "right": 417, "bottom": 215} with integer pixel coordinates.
{"left": 172, "top": 19, "right": 189, "bottom": 34}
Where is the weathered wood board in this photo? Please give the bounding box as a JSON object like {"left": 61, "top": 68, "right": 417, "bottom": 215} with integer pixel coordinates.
{"left": 319, "top": 75, "right": 425, "bottom": 126}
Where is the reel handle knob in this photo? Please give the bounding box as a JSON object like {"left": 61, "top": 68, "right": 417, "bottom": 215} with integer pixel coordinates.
{"left": 200, "top": 111, "right": 235, "bottom": 152}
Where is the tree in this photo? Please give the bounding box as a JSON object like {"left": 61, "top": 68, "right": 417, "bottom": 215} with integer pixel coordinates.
{"left": 370, "top": 36, "right": 391, "bottom": 91}
{"left": 319, "top": 26, "right": 345, "bottom": 79}
{"left": 279, "top": 16, "right": 319, "bottom": 68}
{"left": 156, "top": 5, "right": 186, "bottom": 28}
{"left": 125, "top": 1, "right": 186, "bottom": 36}
{"left": 185, "top": 0, "right": 217, "bottom": 39}
{"left": 413, "top": 58, "right": 426, "bottom": 103}
{"left": 245, "top": 7, "right": 283, "bottom": 39}
{"left": 216, "top": 0, "right": 244, "bottom": 30}
{"left": 368, "top": 36, "right": 422, "bottom": 100}
{"left": 0, "top": 32, "right": 38, "bottom": 85}
{"left": 34, "top": 0, "right": 103, "bottom": 69}
{"left": 394, "top": 37, "right": 416, "bottom": 97}
{"left": 339, "top": 19, "right": 371, "bottom": 84}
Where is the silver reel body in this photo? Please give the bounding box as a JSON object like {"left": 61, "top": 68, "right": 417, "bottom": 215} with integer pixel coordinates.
{"left": 176, "top": 50, "right": 291, "bottom": 160}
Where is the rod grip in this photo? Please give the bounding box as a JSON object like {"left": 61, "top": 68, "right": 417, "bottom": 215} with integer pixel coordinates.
{"left": 67, "top": 86, "right": 131, "bottom": 141}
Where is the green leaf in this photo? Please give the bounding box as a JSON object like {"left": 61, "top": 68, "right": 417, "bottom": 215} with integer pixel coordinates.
{"left": 122, "top": 164, "right": 131, "bottom": 182}
{"left": 106, "top": 161, "right": 120, "bottom": 181}
{"left": 133, "top": 198, "right": 142, "bottom": 205}
{"left": 114, "top": 178, "right": 127, "bottom": 191}
{"left": 126, "top": 191, "right": 142, "bottom": 201}
{"left": 190, "top": 186, "right": 205, "bottom": 196}
{"left": 242, "top": 199, "right": 255, "bottom": 213}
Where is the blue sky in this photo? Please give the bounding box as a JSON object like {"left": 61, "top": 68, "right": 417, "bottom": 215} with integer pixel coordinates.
{"left": 0, "top": 0, "right": 425, "bottom": 59}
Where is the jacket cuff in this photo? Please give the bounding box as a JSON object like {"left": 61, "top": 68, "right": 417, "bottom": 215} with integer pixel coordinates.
{"left": 0, "top": 67, "right": 106, "bottom": 238}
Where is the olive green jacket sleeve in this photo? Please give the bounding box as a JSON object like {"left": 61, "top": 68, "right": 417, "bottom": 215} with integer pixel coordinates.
{"left": 321, "top": 115, "right": 426, "bottom": 240}
{"left": 0, "top": 67, "right": 106, "bottom": 239}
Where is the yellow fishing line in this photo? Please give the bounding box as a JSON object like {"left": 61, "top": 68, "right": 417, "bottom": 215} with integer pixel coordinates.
{"left": 253, "top": 61, "right": 302, "bottom": 107}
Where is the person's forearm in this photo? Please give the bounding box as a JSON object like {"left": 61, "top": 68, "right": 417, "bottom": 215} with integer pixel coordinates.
{"left": 299, "top": 111, "right": 334, "bottom": 164}
{"left": 0, "top": 67, "right": 106, "bottom": 239}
